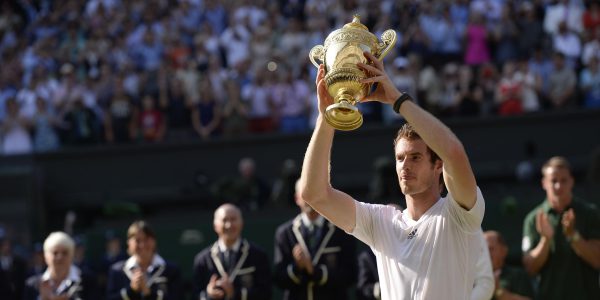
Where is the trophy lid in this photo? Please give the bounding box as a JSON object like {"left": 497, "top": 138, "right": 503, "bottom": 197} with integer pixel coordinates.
{"left": 343, "top": 15, "right": 368, "bottom": 31}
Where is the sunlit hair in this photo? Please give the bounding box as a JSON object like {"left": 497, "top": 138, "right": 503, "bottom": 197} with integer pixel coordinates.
{"left": 541, "top": 156, "right": 572, "bottom": 175}
{"left": 127, "top": 220, "right": 156, "bottom": 240}
{"left": 393, "top": 123, "right": 441, "bottom": 164}
{"left": 43, "top": 231, "right": 75, "bottom": 257}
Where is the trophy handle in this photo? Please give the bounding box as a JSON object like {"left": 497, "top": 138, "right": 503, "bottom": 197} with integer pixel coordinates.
{"left": 309, "top": 45, "right": 325, "bottom": 68}
{"left": 377, "top": 29, "right": 397, "bottom": 60}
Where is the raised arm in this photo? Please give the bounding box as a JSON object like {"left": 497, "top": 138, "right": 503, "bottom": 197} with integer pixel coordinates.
{"left": 359, "top": 52, "right": 477, "bottom": 209}
{"left": 298, "top": 65, "right": 357, "bottom": 233}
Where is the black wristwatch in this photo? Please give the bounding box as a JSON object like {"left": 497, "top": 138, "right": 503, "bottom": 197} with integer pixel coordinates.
{"left": 393, "top": 93, "right": 412, "bottom": 114}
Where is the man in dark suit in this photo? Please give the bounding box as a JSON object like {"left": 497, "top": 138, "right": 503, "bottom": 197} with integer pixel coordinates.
{"left": 0, "top": 234, "right": 27, "bottom": 300}
{"left": 106, "top": 221, "right": 182, "bottom": 300}
{"left": 193, "top": 203, "right": 272, "bottom": 300}
{"left": 356, "top": 249, "right": 379, "bottom": 300}
{"left": 274, "top": 180, "right": 356, "bottom": 300}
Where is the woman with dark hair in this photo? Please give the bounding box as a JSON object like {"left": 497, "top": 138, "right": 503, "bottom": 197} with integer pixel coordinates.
{"left": 106, "top": 221, "right": 182, "bottom": 300}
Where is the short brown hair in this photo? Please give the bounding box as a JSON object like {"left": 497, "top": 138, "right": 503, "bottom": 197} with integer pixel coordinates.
{"left": 541, "top": 156, "right": 572, "bottom": 175}
{"left": 393, "top": 123, "right": 441, "bottom": 164}
{"left": 127, "top": 220, "right": 156, "bottom": 240}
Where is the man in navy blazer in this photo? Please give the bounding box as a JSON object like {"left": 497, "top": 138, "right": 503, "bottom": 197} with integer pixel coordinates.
{"left": 106, "top": 221, "right": 182, "bottom": 300}
{"left": 273, "top": 180, "right": 356, "bottom": 300}
{"left": 193, "top": 203, "right": 272, "bottom": 300}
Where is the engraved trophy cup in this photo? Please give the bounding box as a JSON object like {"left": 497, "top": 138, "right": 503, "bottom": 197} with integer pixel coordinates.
{"left": 309, "top": 15, "right": 396, "bottom": 130}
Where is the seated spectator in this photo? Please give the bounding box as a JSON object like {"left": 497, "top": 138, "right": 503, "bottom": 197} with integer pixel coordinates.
{"left": 106, "top": 221, "right": 182, "bottom": 300}
{"left": 485, "top": 230, "right": 534, "bottom": 299}
{"left": 23, "top": 232, "right": 98, "bottom": 300}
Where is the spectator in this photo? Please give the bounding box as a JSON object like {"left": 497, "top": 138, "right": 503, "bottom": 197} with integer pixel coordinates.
{"left": 232, "top": 157, "right": 270, "bottom": 211}
{"left": 270, "top": 158, "right": 300, "bottom": 207}
{"left": 26, "top": 242, "right": 46, "bottom": 278}
{"left": 62, "top": 97, "right": 100, "bottom": 145}
{"left": 192, "top": 203, "right": 272, "bottom": 300}
{"left": 23, "top": 232, "right": 98, "bottom": 300}
{"left": 491, "top": 4, "right": 519, "bottom": 66}
{"left": 552, "top": 21, "right": 582, "bottom": 69}
{"left": 485, "top": 230, "right": 534, "bottom": 300}
{"left": 158, "top": 75, "right": 193, "bottom": 141}
{"left": 522, "top": 156, "right": 600, "bottom": 300}
{"left": 104, "top": 83, "right": 137, "bottom": 144}
{"left": 464, "top": 12, "right": 491, "bottom": 67}
{"left": 221, "top": 79, "right": 249, "bottom": 137}
{"left": 1, "top": 98, "right": 32, "bottom": 155}
{"left": 471, "top": 230, "right": 494, "bottom": 300}
{"left": 516, "top": 3, "right": 544, "bottom": 60}
{"left": 106, "top": 221, "right": 182, "bottom": 300}
{"left": 543, "top": 0, "right": 584, "bottom": 35}
{"left": 546, "top": 52, "right": 576, "bottom": 108}
{"left": 136, "top": 94, "right": 165, "bottom": 142}
{"left": 242, "top": 70, "right": 276, "bottom": 134}
{"left": 192, "top": 79, "right": 222, "bottom": 140}
{"left": 31, "top": 97, "right": 60, "bottom": 152}
{"left": 0, "top": 230, "right": 27, "bottom": 300}
{"left": 356, "top": 249, "right": 379, "bottom": 300}
{"left": 271, "top": 68, "right": 311, "bottom": 134}
{"left": 273, "top": 180, "right": 356, "bottom": 300}
{"left": 579, "top": 56, "right": 600, "bottom": 108}
{"left": 96, "top": 230, "right": 127, "bottom": 299}
{"left": 495, "top": 61, "right": 523, "bottom": 116}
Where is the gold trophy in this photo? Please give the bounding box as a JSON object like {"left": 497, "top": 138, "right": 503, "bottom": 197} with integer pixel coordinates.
{"left": 309, "top": 15, "right": 396, "bottom": 130}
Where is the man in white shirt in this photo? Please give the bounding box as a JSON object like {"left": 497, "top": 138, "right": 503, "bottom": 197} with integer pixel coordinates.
{"left": 299, "top": 51, "right": 485, "bottom": 299}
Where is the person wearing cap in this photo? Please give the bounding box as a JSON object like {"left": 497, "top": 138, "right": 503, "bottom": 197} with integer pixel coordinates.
{"left": 23, "top": 231, "right": 98, "bottom": 300}
{"left": 106, "top": 221, "right": 182, "bottom": 300}
{"left": 193, "top": 203, "right": 272, "bottom": 300}
{"left": 522, "top": 156, "right": 600, "bottom": 300}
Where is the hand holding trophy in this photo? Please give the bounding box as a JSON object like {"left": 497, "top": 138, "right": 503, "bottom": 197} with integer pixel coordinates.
{"left": 309, "top": 15, "right": 396, "bottom": 130}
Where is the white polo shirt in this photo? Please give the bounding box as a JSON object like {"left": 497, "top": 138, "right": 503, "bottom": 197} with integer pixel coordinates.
{"left": 350, "top": 187, "right": 485, "bottom": 300}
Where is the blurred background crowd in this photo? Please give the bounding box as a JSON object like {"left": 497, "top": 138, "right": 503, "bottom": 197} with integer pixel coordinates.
{"left": 1, "top": 0, "right": 600, "bottom": 155}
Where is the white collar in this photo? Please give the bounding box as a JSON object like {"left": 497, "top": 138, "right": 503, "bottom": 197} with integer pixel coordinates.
{"left": 301, "top": 214, "right": 325, "bottom": 229}
{"left": 217, "top": 238, "right": 242, "bottom": 253}
{"left": 124, "top": 254, "right": 166, "bottom": 272}
{"left": 41, "top": 265, "right": 81, "bottom": 293}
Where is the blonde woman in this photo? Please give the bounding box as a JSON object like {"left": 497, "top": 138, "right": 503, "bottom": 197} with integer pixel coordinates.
{"left": 23, "top": 231, "right": 97, "bottom": 300}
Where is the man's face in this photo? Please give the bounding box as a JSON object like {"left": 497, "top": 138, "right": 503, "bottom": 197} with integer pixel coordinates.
{"left": 485, "top": 233, "right": 506, "bottom": 271}
{"left": 127, "top": 232, "right": 156, "bottom": 262}
{"left": 541, "top": 166, "right": 573, "bottom": 209}
{"left": 395, "top": 138, "right": 442, "bottom": 196}
{"left": 213, "top": 206, "right": 243, "bottom": 244}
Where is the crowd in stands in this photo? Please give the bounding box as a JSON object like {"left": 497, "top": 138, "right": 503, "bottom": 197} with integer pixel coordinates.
{"left": 0, "top": 0, "right": 600, "bottom": 155}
